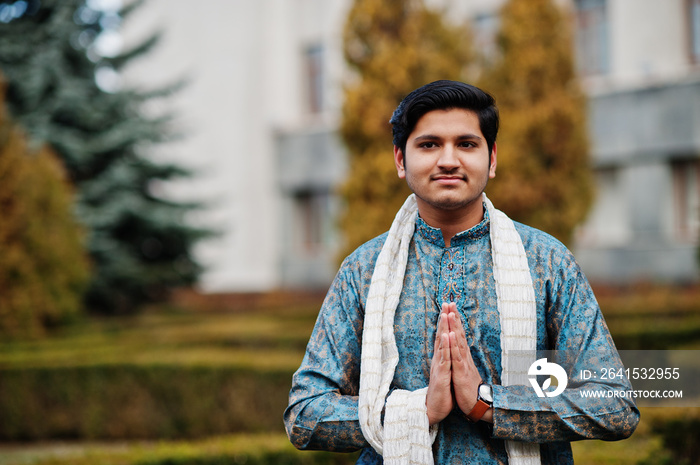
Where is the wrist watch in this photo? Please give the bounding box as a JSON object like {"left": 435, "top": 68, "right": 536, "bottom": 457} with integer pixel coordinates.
{"left": 465, "top": 383, "right": 493, "bottom": 422}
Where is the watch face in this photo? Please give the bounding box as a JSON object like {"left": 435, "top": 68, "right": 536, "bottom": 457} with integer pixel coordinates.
{"left": 479, "top": 384, "right": 494, "bottom": 403}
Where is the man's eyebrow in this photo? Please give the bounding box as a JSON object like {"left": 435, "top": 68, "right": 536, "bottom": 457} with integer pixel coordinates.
{"left": 456, "top": 134, "right": 483, "bottom": 141}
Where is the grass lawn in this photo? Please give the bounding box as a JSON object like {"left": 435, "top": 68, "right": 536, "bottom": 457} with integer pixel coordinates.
{"left": 571, "top": 435, "right": 662, "bottom": 465}
{"left": 0, "top": 433, "right": 360, "bottom": 465}
{"left": 0, "top": 429, "right": 667, "bottom": 465}
{"left": 0, "top": 431, "right": 662, "bottom": 465}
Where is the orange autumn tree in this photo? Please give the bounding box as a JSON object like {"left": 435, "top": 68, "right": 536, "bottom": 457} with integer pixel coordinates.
{"left": 0, "top": 78, "right": 89, "bottom": 337}
{"left": 480, "top": 0, "right": 593, "bottom": 245}
{"left": 339, "top": 0, "right": 473, "bottom": 259}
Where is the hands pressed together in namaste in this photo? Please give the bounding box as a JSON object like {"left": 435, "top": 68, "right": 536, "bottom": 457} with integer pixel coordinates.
{"left": 426, "top": 302, "right": 493, "bottom": 425}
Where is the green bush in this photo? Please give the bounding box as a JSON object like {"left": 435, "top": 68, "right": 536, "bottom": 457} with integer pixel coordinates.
{"left": 0, "top": 365, "right": 293, "bottom": 440}
{"left": 0, "top": 77, "right": 90, "bottom": 338}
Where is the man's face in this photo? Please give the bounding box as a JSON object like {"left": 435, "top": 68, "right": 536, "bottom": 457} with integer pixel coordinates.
{"left": 394, "top": 108, "right": 497, "bottom": 216}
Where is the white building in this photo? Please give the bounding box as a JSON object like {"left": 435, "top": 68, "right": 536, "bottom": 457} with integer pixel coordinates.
{"left": 569, "top": 0, "right": 700, "bottom": 283}
{"left": 122, "top": 0, "right": 700, "bottom": 292}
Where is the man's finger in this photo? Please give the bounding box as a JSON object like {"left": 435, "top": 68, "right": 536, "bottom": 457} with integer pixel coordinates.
{"left": 439, "top": 332, "right": 450, "bottom": 364}
{"left": 446, "top": 303, "right": 466, "bottom": 339}
{"left": 433, "top": 309, "right": 449, "bottom": 355}
{"left": 449, "top": 331, "right": 461, "bottom": 362}
{"left": 448, "top": 312, "right": 469, "bottom": 356}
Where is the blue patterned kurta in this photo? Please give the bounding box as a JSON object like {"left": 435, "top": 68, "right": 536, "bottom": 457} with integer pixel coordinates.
{"left": 284, "top": 211, "right": 639, "bottom": 464}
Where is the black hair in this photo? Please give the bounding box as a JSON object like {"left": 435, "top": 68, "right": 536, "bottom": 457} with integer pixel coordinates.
{"left": 389, "top": 80, "right": 499, "bottom": 155}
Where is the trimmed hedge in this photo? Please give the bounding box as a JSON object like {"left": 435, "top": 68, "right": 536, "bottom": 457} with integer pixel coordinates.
{"left": 597, "top": 284, "right": 700, "bottom": 350}
{"left": 0, "top": 365, "right": 293, "bottom": 440}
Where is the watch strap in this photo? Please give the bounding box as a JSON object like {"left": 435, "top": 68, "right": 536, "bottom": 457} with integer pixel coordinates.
{"left": 465, "top": 398, "right": 490, "bottom": 422}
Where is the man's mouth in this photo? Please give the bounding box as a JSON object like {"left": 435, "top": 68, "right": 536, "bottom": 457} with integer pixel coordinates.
{"left": 432, "top": 175, "right": 465, "bottom": 185}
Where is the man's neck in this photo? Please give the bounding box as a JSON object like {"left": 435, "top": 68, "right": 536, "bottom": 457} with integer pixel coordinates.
{"left": 416, "top": 199, "right": 485, "bottom": 247}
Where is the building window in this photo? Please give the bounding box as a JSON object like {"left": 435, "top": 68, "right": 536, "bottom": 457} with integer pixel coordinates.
{"left": 293, "top": 191, "right": 325, "bottom": 252}
{"left": 472, "top": 13, "right": 499, "bottom": 64}
{"left": 304, "top": 44, "right": 324, "bottom": 114}
{"left": 690, "top": 0, "right": 700, "bottom": 63}
{"left": 672, "top": 159, "right": 700, "bottom": 241}
{"left": 574, "top": 0, "right": 609, "bottom": 75}
{"left": 577, "top": 167, "right": 630, "bottom": 246}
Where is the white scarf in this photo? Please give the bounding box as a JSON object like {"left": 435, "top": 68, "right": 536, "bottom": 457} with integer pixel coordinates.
{"left": 358, "top": 193, "right": 541, "bottom": 464}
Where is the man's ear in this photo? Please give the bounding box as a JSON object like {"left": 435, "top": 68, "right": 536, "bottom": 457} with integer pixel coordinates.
{"left": 489, "top": 142, "right": 497, "bottom": 179}
{"left": 394, "top": 146, "right": 406, "bottom": 179}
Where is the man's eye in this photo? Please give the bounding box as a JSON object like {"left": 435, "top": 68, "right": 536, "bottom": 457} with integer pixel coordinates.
{"left": 419, "top": 142, "right": 437, "bottom": 148}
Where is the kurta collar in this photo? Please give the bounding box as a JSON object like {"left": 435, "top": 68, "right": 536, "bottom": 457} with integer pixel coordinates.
{"left": 415, "top": 206, "right": 490, "bottom": 248}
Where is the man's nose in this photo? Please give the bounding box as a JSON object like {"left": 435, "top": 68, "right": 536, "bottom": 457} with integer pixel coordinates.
{"left": 437, "top": 145, "right": 460, "bottom": 169}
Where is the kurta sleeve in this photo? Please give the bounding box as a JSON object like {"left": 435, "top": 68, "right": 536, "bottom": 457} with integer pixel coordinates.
{"left": 490, "top": 241, "right": 640, "bottom": 443}
{"left": 284, "top": 255, "right": 371, "bottom": 452}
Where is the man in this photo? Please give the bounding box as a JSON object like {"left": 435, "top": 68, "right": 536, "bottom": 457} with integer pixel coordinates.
{"left": 284, "top": 80, "right": 639, "bottom": 464}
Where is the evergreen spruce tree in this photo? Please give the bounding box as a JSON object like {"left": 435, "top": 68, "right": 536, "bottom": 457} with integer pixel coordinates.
{"left": 479, "top": 0, "right": 593, "bottom": 245}
{"left": 0, "top": 0, "right": 207, "bottom": 313}
{"left": 340, "top": 0, "right": 473, "bottom": 259}
{"left": 0, "top": 77, "right": 90, "bottom": 337}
